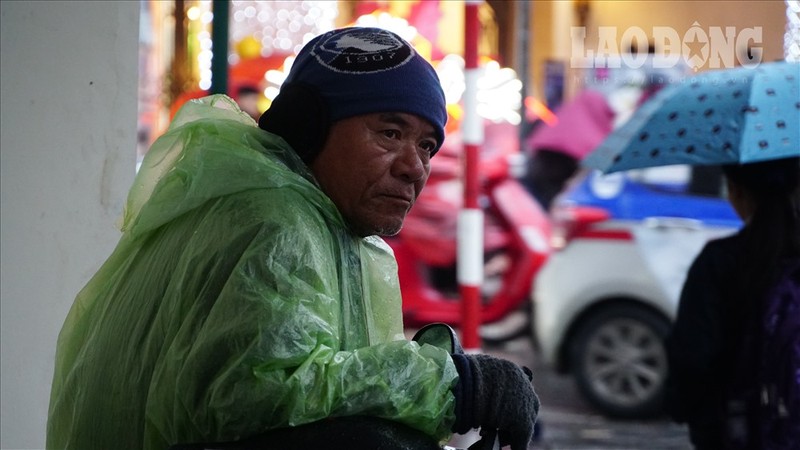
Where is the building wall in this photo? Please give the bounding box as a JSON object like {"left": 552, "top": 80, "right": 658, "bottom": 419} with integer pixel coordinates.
{"left": 529, "top": 0, "right": 789, "bottom": 103}
{"left": 0, "top": 2, "right": 139, "bottom": 448}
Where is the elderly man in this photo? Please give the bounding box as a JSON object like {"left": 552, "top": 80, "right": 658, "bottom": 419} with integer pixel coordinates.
{"left": 47, "top": 27, "right": 538, "bottom": 450}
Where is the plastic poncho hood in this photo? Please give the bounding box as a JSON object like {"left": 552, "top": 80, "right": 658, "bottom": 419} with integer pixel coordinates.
{"left": 46, "top": 95, "right": 457, "bottom": 449}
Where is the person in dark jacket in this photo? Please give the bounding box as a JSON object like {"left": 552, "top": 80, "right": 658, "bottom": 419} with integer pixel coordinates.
{"left": 665, "top": 156, "right": 800, "bottom": 449}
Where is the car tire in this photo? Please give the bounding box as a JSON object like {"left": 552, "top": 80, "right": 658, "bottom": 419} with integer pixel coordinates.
{"left": 568, "top": 303, "right": 669, "bottom": 418}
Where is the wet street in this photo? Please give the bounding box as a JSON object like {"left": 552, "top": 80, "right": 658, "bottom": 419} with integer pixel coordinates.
{"left": 484, "top": 336, "right": 692, "bottom": 450}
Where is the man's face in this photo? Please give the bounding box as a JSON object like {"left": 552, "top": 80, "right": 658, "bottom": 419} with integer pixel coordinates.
{"left": 311, "top": 112, "right": 438, "bottom": 237}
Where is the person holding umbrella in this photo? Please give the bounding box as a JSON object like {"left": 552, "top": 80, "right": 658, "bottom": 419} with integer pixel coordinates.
{"left": 665, "top": 156, "right": 799, "bottom": 449}
{"left": 583, "top": 61, "right": 800, "bottom": 449}
{"left": 523, "top": 89, "right": 615, "bottom": 210}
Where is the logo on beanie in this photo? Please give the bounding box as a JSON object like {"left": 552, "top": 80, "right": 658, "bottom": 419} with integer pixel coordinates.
{"left": 312, "top": 28, "right": 414, "bottom": 74}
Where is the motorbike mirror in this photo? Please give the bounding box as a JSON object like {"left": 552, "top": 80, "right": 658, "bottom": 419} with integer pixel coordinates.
{"left": 412, "top": 323, "right": 464, "bottom": 355}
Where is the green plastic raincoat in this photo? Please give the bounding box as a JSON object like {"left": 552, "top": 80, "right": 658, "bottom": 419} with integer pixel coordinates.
{"left": 46, "top": 95, "right": 458, "bottom": 449}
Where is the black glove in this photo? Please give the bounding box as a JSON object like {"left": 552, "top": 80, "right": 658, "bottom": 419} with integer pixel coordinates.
{"left": 451, "top": 354, "right": 539, "bottom": 450}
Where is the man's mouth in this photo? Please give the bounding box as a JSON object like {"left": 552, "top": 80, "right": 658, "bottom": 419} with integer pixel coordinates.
{"left": 382, "top": 191, "right": 415, "bottom": 204}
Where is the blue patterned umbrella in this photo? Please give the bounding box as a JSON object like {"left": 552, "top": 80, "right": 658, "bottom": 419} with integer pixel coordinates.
{"left": 583, "top": 61, "right": 800, "bottom": 173}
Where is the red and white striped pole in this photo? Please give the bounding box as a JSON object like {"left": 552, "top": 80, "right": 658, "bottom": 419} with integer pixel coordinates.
{"left": 458, "top": 0, "right": 483, "bottom": 351}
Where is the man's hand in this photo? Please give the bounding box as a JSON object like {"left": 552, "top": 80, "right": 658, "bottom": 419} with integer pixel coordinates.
{"left": 451, "top": 354, "right": 540, "bottom": 450}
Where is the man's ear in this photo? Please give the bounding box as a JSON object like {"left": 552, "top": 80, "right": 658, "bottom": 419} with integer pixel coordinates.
{"left": 258, "top": 83, "right": 329, "bottom": 164}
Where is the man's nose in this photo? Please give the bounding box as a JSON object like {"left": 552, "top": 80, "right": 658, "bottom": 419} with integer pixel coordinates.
{"left": 393, "top": 142, "right": 428, "bottom": 183}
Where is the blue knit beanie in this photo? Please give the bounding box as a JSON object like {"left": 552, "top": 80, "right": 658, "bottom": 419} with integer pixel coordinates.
{"left": 282, "top": 27, "right": 447, "bottom": 151}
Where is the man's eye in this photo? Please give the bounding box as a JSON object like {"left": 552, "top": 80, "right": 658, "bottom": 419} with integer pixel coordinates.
{"left": 382, "top": 130, "right": 400, "bottom": 139}
{"left": 420, "top": 141, "right": 437, "bottom": 153}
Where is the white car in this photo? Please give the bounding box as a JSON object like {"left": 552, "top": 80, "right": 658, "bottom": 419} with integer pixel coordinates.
{"left": 532, "top": 165, "right": 740, "bottom": 418}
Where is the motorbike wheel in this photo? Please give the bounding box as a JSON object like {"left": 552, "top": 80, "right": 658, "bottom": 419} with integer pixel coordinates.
{"left": 568, "top": 303, "right": 669, "bottom": 418}
{"left": 479, "top": 307, "right": 531, "bottom": 345}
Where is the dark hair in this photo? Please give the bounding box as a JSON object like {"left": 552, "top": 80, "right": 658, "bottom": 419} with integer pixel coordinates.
{"left": 723, "top": 156, "right": 800, "bottom": 316}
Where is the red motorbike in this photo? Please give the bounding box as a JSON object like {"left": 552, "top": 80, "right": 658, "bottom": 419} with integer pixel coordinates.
{"left": 388, "top": 122, "right": 552, "bottom": 342}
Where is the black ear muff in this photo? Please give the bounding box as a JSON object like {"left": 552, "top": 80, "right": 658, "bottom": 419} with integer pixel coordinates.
{"left": 258, "top": 83, "right": 330, "bottom": 165}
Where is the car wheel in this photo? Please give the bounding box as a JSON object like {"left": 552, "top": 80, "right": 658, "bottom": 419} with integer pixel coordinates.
{"left": 569, "top": 304, "right": 669, "bottom": 418}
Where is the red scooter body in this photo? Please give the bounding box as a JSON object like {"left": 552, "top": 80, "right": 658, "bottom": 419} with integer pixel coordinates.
{"left": 387, "top": 122, "right": 552, "bottom": 330}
